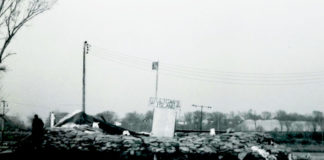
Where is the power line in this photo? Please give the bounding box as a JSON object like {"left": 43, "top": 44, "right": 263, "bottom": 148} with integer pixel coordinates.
{"left": 93, "top": 50, "right": 317, "bottom": 78}
{"left": 91, "top": 45, "right": 324, "bottom": 76}
{"left": 90, "top": 55, "right": 324, "bottom": 85}
{"left": 92, "top": 51, "right": 324, "bottom": 81}
{"left": 91, "top": 54, "right": 151, "bottom": 72}
{"left": 91, "top": 54, "right": 324, "bottom": 85}
{"left": 92, "top": 45, "right": 153, "bottom": 62}
{"left": 94, "top": 51, "right": 324, "bottom": 81}
{"left": 89, "top": 45, "right": 324, "bottom": 85}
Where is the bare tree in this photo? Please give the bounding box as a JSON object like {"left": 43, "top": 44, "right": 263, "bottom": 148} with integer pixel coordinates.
{"left": 207, "top": 112, "right": 226, "bottom": 131}
{"left": 243, "top": 109, "right": 261, "bottom": 130}
{"left": 0, "top": 0, "right": 56, "bottom": 64}
{"left": 275, "top": 110, "right": 287, "bottom": 132}
{"left": 312, "top": 111, "right": 324, "bottom": 143}
{"left": 261, "top": 111, "right": 272, "bottom": 120}
{"left": 284, "top": 120, "right": 293, "bottom": 133}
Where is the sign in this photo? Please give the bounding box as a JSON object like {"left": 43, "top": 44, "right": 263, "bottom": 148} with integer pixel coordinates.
{"left": 149, "top": 97, "right": 180, "bottom": 109}
{"left": 152, "top": 61, "right": 159, "bottom": 70}
{"left": 149, "top": 97, "right": 180, "bottom": 137}
{"left": 151, "top": 107, "right": 176, "bottom": 137}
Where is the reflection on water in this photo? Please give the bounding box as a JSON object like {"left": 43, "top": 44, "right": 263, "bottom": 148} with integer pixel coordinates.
{"left": 293, "top": 152, "right": 324, "bottom": 160}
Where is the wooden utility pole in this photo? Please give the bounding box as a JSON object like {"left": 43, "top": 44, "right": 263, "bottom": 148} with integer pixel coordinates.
{"left": 192, "top": 104, "right": 212, "bottom": 131}
{"left": 1, "top": 100, "right": 7, "bottom": 142}
{"left": 82, "top": 41, "right": 89, "bottom": 113}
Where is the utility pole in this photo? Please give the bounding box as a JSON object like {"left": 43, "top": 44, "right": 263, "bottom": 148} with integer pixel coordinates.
{"left": 192, "top": 104, "right": 212, "bottom": 131}
{"left": 82, "top": 41, "right": 90, "bottom": 113}
{"left": 155, "top": 63, "right": 159, "bottom": 100}
{"left": 1, "top": 100, "right": 7, "bottom": 142}
{"left": 152, "top": 61, "right": 159, "bottom": 106}
{"left": 151, "top": 61, "right": 159, "bottom": 136}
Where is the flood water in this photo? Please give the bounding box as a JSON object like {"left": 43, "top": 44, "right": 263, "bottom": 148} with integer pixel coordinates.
{"left": 293, "top": 152, "right": 324, "bottom": 160}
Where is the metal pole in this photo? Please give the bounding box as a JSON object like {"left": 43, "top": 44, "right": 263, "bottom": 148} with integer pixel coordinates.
{"left": 1, "top": 100, "right": 5, "bottom": 142}
{"left": 155, "top": 61, "right": 159, "bottom": 101}
{"left": 82, "top": 41, "right": 87, "bottom": 113}
{"left": 200, "top": 106, "right": 203, "bottom": 131}
{"left": 154, "top": 61, "right": 159, "bottom": 110}
{"left": 151, "top": 61, "right": 159, "bottom": 135}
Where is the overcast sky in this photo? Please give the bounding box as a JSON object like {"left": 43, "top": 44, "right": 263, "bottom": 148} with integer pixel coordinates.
{"left": 2, "top": 0, "right": 324, "bottom": 121}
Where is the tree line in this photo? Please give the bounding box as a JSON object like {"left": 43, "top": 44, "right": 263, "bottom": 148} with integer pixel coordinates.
{"left": 93, "top": 109, "right": 324, "bottom": 133}
{"left": 112, "top": 109, "right": 323, "bottom": 133}
{"left": 3, "top": 109, "right": 323, "bottom": 135}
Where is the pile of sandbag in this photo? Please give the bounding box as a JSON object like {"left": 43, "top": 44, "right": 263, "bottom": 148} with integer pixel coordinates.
{"left": 23, "top": 128, "right": 291, "bottom": 160}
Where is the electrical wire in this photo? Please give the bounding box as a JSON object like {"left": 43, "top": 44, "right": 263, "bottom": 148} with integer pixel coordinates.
{"left": 90, "top": 45, "right": 324, "bottom": 85}
{"left": 92, "top": 45, "right": 324, "bottom": 77}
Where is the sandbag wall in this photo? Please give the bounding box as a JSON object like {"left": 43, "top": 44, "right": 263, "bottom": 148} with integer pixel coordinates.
{"left": 18, "top": 128, "right": 291, "bottom": 160}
